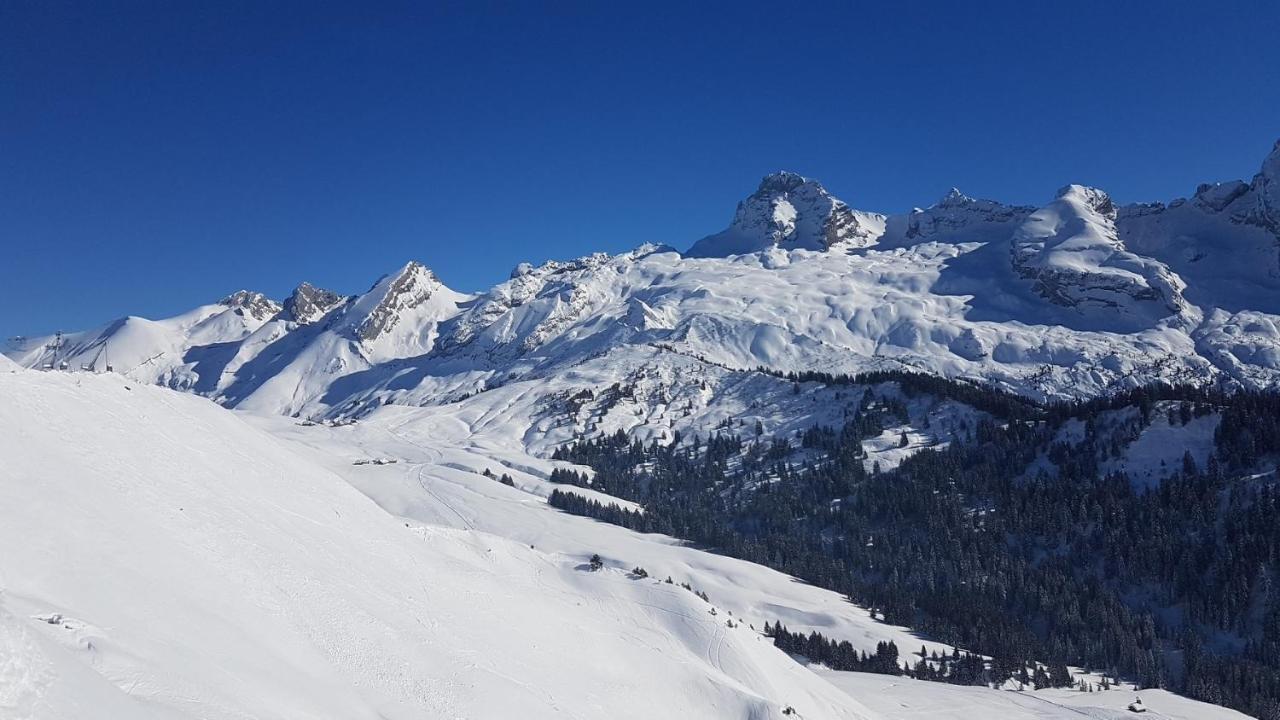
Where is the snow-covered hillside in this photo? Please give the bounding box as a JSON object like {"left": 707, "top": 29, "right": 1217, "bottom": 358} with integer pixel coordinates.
{"left": 0, "top": 358, "right": 1252, "bottom": 719}
{"left": 0, "top": 367, "right": 883, "bottom": 719}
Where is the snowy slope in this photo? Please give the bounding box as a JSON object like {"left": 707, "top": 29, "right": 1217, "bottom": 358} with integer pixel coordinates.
{"left": 247, "top": 384, "right": 1252, "bottom": 719}
{"left": 0, "top": 370, "right": 885, "bottom": 720}
{"left": 0, "top": 336, "right": 1253, "bottom": 718}
{"left": 5, "top": 295, "right": 273, "bottom": 383}
{"left": 820, "top": 672, "right": 1252, "bottom": 720}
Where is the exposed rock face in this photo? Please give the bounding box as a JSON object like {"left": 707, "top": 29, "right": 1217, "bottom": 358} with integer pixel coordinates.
{"left": 1247, "top": 139, "right": 1280, "bottom": 233}
{"left": 882, "top": 188, "right": 1034, "bottom": 246}
{"left": 218, "top": 290, "right": 282, "bottom": 322}
{"left": 686, "top": 172, "right": 885, "bottom": 257}
{"left": 352, "top": 262, "right": 443, "bottom": 343}
{"left": 447, "top": 245, "right": 672, "bottom": 355}
{"left": 281, "top": 282, "right": 345, "bottom": 324}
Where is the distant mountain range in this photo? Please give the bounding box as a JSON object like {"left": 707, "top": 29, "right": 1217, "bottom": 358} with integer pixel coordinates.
{"left": 9, "top": 140, "right": 1280, "bottom": 421}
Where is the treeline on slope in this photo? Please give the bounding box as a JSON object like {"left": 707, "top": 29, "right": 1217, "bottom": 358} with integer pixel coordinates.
{"left": 765, "top": 623, "right": 1078, "bottom": 689}
{"left": 653, "top": 344, "right": 1041, "bottom": 421}
{"left": 771, "top": 367, "right": 1042, "bottom": 421}
{"left": 549, "top": 381, "right": 1280, "bottom": 720}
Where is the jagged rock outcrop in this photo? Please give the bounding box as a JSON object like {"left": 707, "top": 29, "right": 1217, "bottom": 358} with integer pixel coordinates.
{"left": 1244, "top": 139, "right": 1280, "bottom": 233}
{"left": 881, "top": 188, "right": 1034, "bottom": 247}
{"left": 348, "top": 262, "right": 446, "bottom": 343}
{"left": 686, "top": 171, "right": 885, "bottom": 257}
{"left": 10, "top": 139, "right": 1280, "bottom": 409}
{"left": 219, "top": 290, "right": 281, "bottom": 322}
{"left": 280, "top": 282, "right": 345, "bottom": 324}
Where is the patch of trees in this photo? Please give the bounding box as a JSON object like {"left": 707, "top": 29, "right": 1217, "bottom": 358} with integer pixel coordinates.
{"left": 770, "top": 367, "right": 1041, "bottom": 421}
{"left": 548, "top": 384, "right": 1280, "bottom": 720}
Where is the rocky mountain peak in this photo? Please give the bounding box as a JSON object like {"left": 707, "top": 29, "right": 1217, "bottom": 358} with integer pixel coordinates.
{"left": 281, "top": 282, "right": 345, "bottom": 324}
{"left": 1254, "top": 138, "right": 1280, "bottom": 228}
{"left": 936, "top": 187, "right": 974, "bottom": 208}
{"left": 686, "top": 171, "right": 883, "bottom": 257}
{"left": 1183, "top": 140, "right": 1280, "bottom": 231}
{"left": 352, "top": 261, "right": 446, "bottom": 343}
{"left": 218, "top": 290, "right": 281, "bottom": 321}
{"left": 755, "top": 170, "right": 809, "bottom": 194}
{"left": 1193, "top": 180, "right": 1251, "bottom": 212}
{"left": 1056, "top": 184, "right": 1116, "bottom": 220}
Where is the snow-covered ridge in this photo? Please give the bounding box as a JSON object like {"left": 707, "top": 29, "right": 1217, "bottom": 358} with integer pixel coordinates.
{"left": 687, "top": 171, "right": 886, "bottom": 256}
{"left": 279, "top": 281, "right": 345, "bottom": 324}
{"left": 0, "top": 368, "right": 887, "bottom": 719}
{"left": 7, "top": 140, "right": 1280, "bottom": 414}
{"left": 1010, "top": 184, "right": 1184, "bottom": 325}
{"left": 880, "top": 188, "right": 1033, "bottom": 247}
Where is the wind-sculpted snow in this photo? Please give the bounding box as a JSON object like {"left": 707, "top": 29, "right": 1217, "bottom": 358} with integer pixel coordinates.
{"left": 1009, "top": 185, "right": 1185, "bottom": 329}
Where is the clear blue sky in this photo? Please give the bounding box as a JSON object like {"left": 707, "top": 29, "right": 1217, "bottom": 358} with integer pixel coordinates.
{"left": 3, "top": 1, "right": 1278, "bottom": 338}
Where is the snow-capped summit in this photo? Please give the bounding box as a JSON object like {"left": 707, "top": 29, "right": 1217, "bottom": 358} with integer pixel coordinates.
{"left": 307, "top": 260, "right": 471, "bottom": 368}
{"left": 218, "top": 290, "right": 281, "bottom": 321}
{"left": 755, "top": 169, "right": 808, "bottom": 194}
{"left": 1011, "top": 184, "right": 1183, "bottom": 325}
{"left": 685, "top": 171, "right": 885, "bottom": 257}
{"left": 1116, "top": 139, "right": 1280, "bottom": 315}
{"left": 1056, "top": 183, "right": 1116, "bottom": 218}
{"left": 10, "top": 140, "right": 1280, "bottom": 409}
{"left": 1176, "top": 139, "right": 1280, "bottom": 231}
{"left": 936, "top": 187, "right": 974, "bottom": 207}
{"left": 346, "top": 261, "right": 455, "bottom": 344}
{"left": 280, "top": 282, "right": 345, "bottom": 324}
{"left": 880, "top": 188, "right": 1033, "bottom": 247}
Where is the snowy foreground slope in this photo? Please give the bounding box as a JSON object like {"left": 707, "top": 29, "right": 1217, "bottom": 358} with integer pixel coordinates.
{"left": 0, "top": 364, "right": 1251, "bottom": 718}
{"left": 0, "top": 368, "right": 876, "bottom": 720}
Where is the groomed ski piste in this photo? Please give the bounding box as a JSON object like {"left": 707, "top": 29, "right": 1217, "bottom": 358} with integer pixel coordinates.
{"left": 0, "top": 362, "right": 1253, "bottom": 719}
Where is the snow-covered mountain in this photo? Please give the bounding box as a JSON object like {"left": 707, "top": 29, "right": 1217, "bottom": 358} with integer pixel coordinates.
{"left": 9, "top": 140, "right": 1280, "bottom": 417}
{"left": 687, "top": 171, "right": 886, "bottom": 256}
{"left": 7, "top": 145, "right": 1278, "bottom": 719}
{"left": 1009, "top": 184, "right": 1185, "bottom": 329}
{"left": 0, "top": 367, "right": 885, "bottom": 719}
